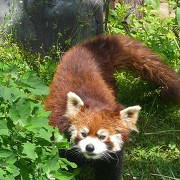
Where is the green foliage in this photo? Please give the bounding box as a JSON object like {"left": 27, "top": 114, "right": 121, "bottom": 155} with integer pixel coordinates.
{"left": 108, "top": 2, "right": 180, "bottom": 71}
{"left": 177, "top": 7, "right": 180, "bottom": 25}
{"left": 145, "top": 0, "right": 160, "bottom": 9}
{"left": 0, "top": 41, "right": 77, "bottom": 179}
{"left": 0, "top": 32, "right": 57, "bottom": 85}
{"left": 107, "top": 1, "right": 180, "bottom": 179}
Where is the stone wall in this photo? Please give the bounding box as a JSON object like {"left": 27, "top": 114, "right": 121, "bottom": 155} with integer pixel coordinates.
{"left": 0, "top": 0, "right": 104, "bottom": 52}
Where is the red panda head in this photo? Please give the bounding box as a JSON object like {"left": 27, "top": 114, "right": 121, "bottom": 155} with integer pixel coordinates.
{"left": 65, "top": 92, "right": 141, "bottom": 160}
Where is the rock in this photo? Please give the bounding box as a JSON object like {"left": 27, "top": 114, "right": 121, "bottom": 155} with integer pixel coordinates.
{"left": 0, "top": 0, "right": 103, "bottom": 52}
{"left": 159, "top": 3, "right": 169, "bottom": 18}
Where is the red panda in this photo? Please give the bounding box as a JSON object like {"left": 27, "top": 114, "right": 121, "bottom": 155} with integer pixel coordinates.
{"left": 45, "top": 35, "right": 180, "bottom": 180}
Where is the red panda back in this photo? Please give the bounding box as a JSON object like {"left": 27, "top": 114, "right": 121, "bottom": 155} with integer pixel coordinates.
{"left": 45, "top": 34, "right": 180, "bottom": 131}
{"left": 45, "top": 46, "right": 117, "bottom": 131}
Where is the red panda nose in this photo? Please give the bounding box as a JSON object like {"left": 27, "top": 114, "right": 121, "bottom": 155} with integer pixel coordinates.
{"left": 86, "top": 144, "right": 95, "bottom": 153}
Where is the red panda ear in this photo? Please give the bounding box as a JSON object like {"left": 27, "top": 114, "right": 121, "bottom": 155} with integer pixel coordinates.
{"left": 120, "top": 106, "right": 141, "bottom": 132}
{"left": 65, "top": 92, "right": 84, "bottom": 118}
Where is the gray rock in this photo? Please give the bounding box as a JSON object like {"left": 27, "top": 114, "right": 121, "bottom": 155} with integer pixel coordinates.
{"left": 0, "top": 0, "right": 103, "bottom": 52}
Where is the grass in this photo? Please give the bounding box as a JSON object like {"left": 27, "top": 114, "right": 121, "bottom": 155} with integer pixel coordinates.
{"left": 114, "top": 71, "right": 180, "bottom": 179}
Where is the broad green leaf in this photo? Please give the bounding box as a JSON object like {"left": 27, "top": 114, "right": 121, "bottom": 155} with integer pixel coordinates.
{"left": 6, "top": 164, "right": 20, "bottom": 177}
{"left": 8, "top": 107, "right": 20, "bottom": 122}
{"left": 21, "top": 74, "right": 49, "bottom": 95}
{"left": 9, "top": 99, "right": 32, "bottom": 125}
{"left": 3, "top": 175, "right": 15, "bottom": 180}
{"left": 0, "top": 168, "right": 5, "bottom": 179}
{"left": 0, "top": 120, "right": 9, "bottom": 136}
{"left": 6, "top": 155, "right": 17, "bottom": 164}
{"left": 8, "top": 87, "right": 27, "bottom": 101}
{"left": 0, "top": 83, "right": 12, "bottom": 101}
{"left": 36, "top": 129, "right": 52, "bottom": 142}
{"left": 22, "top": 142, "right": 37, "bottom": 160}
{"left": 53, "top": 170, "right": 75, "bottom": 180}
{"left": 0, "top": 149, "right": 12, "bottom": 158}
{"left": 59, "top": 158, "right": 77, "bottom": 169}
{"left": 16, "top": 100, "right": 32, "bottom": 120}
{"left": 43, "top": 156, "right": 60, "bottom": 172}
{"left": 0, "top": 83, "right": 26, "bottom": 102}
{"left": 26, "top": 117, "right": 49, "bottom": 132}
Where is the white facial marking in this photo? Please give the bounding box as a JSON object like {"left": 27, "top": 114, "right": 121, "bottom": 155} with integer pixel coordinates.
{"left": 69, "top": 125, "right": 78, "bottom": 143}
{"left": 97, "top": 129, "right": 109, "bottom": 141}
{"left": 97, "top": 129, "right": 109, "bottom": 136}
{"left": 110, "top": 134, "right": 123, "bottom": 151}
{"left": 78, "top": 137, "right": 107, "bottom": 159}
{"left": 81, "top": 127, "right": 89, "bottom": 134}
{"left": 80, "top": 127, "right": 89, "bottom": 138}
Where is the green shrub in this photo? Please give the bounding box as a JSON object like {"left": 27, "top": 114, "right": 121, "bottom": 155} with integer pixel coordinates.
{"left": 108, "top": 2, "right": 180, "bottom": 70}
{"left": 0, "top": 35, "right": 78, "bottom": 179}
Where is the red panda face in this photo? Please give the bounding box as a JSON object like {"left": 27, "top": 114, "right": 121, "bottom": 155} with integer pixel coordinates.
{"left": 69, "top": 125, "right": 123, "bottom": 159}
{"left": 65, "top": 92, "right": 141, "bottom": 160}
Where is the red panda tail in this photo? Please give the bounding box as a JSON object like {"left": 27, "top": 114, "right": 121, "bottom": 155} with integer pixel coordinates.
{"left": 83, "top": 35, "right": 180, "bottom": 102}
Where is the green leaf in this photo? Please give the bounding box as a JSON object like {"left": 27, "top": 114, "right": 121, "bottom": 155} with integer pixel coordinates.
{"left": 0, "top": 168, "right": 6, "bottom": 179}
{"left": 59, "top": 158, "right": 77, "bottom": 169}
{"left": 176, "top": 7, "right": 180, "bottom": 26}
{"left": 0, "top": 83, "right": 12, "bottom": 101}
{"left": 8, "top": 107, "right": 20, "bottom": 123}
{"left": 21, "top": 73, "right": 49, "bottom": 95}
{"left": 36, "top": 129, "right": 52, "bottom": 142}
{"left": 16, "top": 100, "right": 32, "bottom": 120}
{"left": 0, "top": 120, "right": 9, "bottom": 136}
{"left": 6, "top": 155, "right": 17, "bottom": 164}
{"left": 0, "top": 83, "right": 26, "bottom": 102}
{"left": 22, "top": 142, "right": 37, "bottom": 160}
{"left": 145, "top": 0, "right": 160, "bottom": 9}
{"left": 0, "top": 61, "right": 9, "bottom": 70}
{"left": 6, "top": 164, "right": 20, "bottom": 177}
{"left": 9, "top": 99, "right": 32, "bottom": 125}
{"left": 43, "top": 156, "right": 60, "bottom": 173}
{"left": 3, "top": 175, "right": 15, "bottom": 180}
{"left": 54, "top": 128, "right": 70, "bottom": 149}
{"left": 53, "top": 170, "right": 75, "bottom": 180}
{"left": 0, "top": 149, "right": 13, "bottom": 158}
{"left": 26, "top": 117, "right": 49, "bottom": 132}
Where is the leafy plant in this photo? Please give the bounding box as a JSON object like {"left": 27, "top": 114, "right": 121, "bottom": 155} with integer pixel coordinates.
{"left": 108, "top": 2, "right": 180, "bottom": 70}
{"left": 0, "top": 57, "right": 77, "bottom": 179}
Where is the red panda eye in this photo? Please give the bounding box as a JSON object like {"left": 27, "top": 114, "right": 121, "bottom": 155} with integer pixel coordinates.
{"left": 81, "top": 132, "right": 87, "bottom": 137}
{"left": 99, "top": 135, "right": 106, "bottom": 140}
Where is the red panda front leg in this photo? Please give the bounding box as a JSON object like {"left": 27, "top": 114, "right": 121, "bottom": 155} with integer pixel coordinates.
{"left": 94, "top": 150, "right": 124, "bottom": 180}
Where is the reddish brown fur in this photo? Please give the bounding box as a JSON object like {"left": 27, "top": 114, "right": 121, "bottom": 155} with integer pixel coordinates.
{"left": 45, "top": 34, "right": 180, "bottom": 133}
{"left": 72, "top": 108, "right": 130, "bottom": 141}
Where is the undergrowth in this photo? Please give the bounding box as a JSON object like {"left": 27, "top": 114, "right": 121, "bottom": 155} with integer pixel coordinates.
{"left": 0, "top": 1, "right": 179, "bottom": 179}
{"left": 108, "top": 1, "right": 180, "bottom": 179}
{"left": 0, "top": 32, "right": 78, "bottom": 179}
